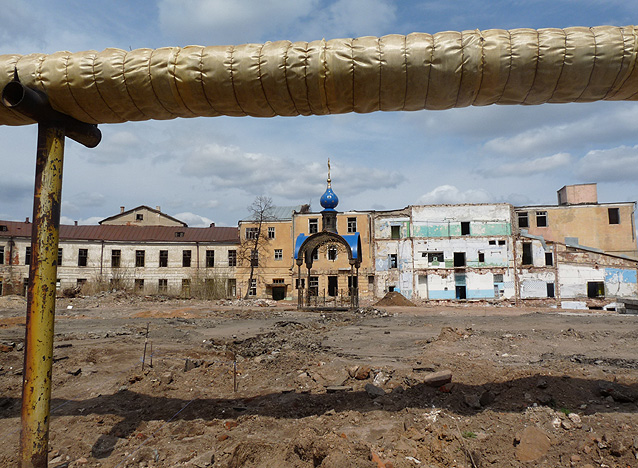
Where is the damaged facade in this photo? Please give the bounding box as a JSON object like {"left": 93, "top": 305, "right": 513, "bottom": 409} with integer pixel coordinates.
{"left": 1, "top": 185, "right": 636, "bottom": 309}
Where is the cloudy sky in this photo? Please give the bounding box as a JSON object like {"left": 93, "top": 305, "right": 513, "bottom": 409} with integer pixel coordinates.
{"left": 0, "top": 1, "right": 637, "bottom": 227}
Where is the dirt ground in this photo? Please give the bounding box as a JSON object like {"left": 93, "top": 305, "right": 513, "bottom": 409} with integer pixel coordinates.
{"left": 1, "top": 293, "right": 637, "bottom": 468}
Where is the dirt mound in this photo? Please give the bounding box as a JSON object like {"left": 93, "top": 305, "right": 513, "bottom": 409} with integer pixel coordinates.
{"left": 374, "top": 291, "right": 416, "bottom": 307}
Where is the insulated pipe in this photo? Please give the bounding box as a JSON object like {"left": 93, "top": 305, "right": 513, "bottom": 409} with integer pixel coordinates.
{"left": 0, "top": 25, "right": 637, "bottom": 126}
{"left": 2, "top": 80, "right": 101, "bottom": 147}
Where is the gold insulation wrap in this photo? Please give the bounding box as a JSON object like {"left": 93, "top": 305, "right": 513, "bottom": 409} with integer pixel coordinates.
{"left": 1, "top": 25, "right": 637, "bottom": 125}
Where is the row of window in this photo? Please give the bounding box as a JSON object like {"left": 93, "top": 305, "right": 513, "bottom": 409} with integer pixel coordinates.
{"left": 244, "top": 218, "right": 358, "bottom": 240}
{"left": 16, "top": 247, "right": 238, "bottom": 268}
{"left": 518, "top": 208, "right": 621, "bottom": 228}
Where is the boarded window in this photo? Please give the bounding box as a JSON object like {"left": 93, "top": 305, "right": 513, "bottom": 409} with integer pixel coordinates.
{"left": 182, "top": 250, "right": 191, "bottom": 267}
{"left": 522, "top": 243, "right": 533, "bottom": 265}
{"left": 461, "top": 222, "right": 470, "bottom": 235}
{"left": 518, "top": 212, "right": 529, "bottom": 228}
{"left": 228, "top": 250, "right": 237, "bottom": 266}
{"left": 159, "top": 250, "right": 168, "bottom": 267}
{"left": 135, "top": 250, "right": 145, "bottom": 267}
{"left": 536, "top": 211, "right": 548, "bottom": 227}
{"left": 78, "top": 248, "right": 88, "bottom": 267}
{"left": 608, "top": 208, "right": 620, "bottom": 224}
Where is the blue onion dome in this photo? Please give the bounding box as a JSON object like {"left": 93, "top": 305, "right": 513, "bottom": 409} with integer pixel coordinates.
{"left": 320, "top": 159, "right": 339, "bottom": 211}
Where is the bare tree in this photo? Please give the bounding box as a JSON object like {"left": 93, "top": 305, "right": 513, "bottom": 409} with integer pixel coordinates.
{"left": 239, "top": 196, "right": 275, "bottom": 299}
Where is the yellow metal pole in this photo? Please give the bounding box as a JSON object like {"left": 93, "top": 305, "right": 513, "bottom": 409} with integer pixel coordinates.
{"left": 20, "top": 123, "right": 65, "bottom": 468}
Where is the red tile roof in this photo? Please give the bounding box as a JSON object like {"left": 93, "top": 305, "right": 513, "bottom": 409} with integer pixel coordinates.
{"left": 0, "top": 220, "right": 238, "bottom": 243}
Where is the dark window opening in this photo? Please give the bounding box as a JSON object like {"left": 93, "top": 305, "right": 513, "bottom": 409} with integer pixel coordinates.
{"left": 175, "top": 231, "right": 184, "bottom": 238}
{"left": 78, "top": 248, "right": 88, "bottom": 267}
{"left": 518, "top": 212, "right": 529, "bottom": 228}
{"left": 0, "top": 246, "right": 4, "bottom": 265}
{"left": 228, "top": 250, "right": 237, "bottom": 266}
{"left": 136, "top": 213, "right": 143, "bottom": 221}
{"left": 488, "top": 240, "right": 496, "bottom": 245}
{"left": 456, "top": 285, "right": 467, "bottom": 300}
{"left": 391, "top": 225, "right": 401, "bottom": 239}
{"left": 251, "top": 250, "right": 259, "bottom": 267}
{"left": 309, "top": 276, "right": 318, "bottom": 296}
{"left": 328, "top": 246, "right": 337, "bottom": 261}
{"left": 388, "top": 286, "right": 395, "bottom": 292}
{"left": 77, "top": 278, "right": 87, "bottom": 289}
{"left": 608, "top": 207, "right": 620, "bottom": 225}
{"left": 57, "top": 248, "right": 62, "bottom": 266}
{"left": 461, "top": 222, "right": 470, "bottom": 235}
{"left": 158, "top": 279, "right": 168, "bottom": 293}
{"left": 295, "top": 278, "right": 305, "bottom": 289}
{"left": 206, "top": 250, "right": 215, "bottom": 267}
{"left": 347, "top": 217, "right": 357, "bottom": 233}
{"left": 25, "top": 246, "right": 31, "bottom": 265}
{"left": 159, "top": 250, "right": 168, "bottom": 267}
{"left": 328, "top": 276, "right": 338, "bottom": 296}
{"left": 182, "top": 250, "right": 191, "bottom": 267}
{"left": 498, "top": 240, "right": 506, "bottom": 246}
{"left": 428, "top": 252, "right": 444, "bottom": 264}
{"left": 478, "top": 252, "right": 485, "bottom": 263}
{"left": 368, "top": 275, "right": 374, "bottom": 285}
{"left": 494, "top": 274, "right": 504, "bottom": 283}
{"left": 453, "top": 252, "right": 466, "bottom": 267}
{"left": 348, "top": 276, "right": 358, "bottom": 289}
{"left": 547, "top": 282, "right": 555, "bottom": 298}
{"left": 135, "top": 279, "right": 144, "bottom": 291}
{"left": 522, "top": 243, "right": 533, "bottom": 265}
{"left": 389, "top": 254, "right": 398, "bottom": 269}
{"left": 182, "top": 279, "right": 191, "bottom": 296}
{"left": 135, "top": 250, "right": 145, "bottom": 267}
{"left": 545, "top": 252, "right": 553, "bottom": 266}
{"left": 245, "top": 227, "right": 258, "bottom": 239}
{"left": 268, "top": 227, "right": 275, "bottom": 239}
{"left": 111, "top": 250, "right": 121, "bottom": 268}
{"left": 309, "top": 218, "right": 318, "bottom": 234}
{"left": 536, "top": 211, "right": 548, "bottom": 227}
{"left": 587, "top": 281, "right": 605, "bottom": 298}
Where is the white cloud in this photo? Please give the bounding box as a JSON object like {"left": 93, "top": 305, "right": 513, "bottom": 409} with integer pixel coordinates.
{"left": 576, "top": 145, "right": 638, "bottom": 182}
{"left": 417, "top": 185, "right": 493, "bottom": 205}
{"left": 491, "top": 152, "right": 572, "bottom": 177}
{"left": 173, "top": 212, "right": 215, "bottom": 227}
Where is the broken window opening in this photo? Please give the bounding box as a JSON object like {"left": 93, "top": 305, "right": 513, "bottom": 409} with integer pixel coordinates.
{"left": 390, "top": 225, "right": 401, "bottom": 239}
{"left": 308, "top": 218, "right": 318, "bottom": 234}
{"left": 488, "top": 240, "right": 496, "bottom": 245}
{"left": 0, "top": 246, "right": 4, "bottom": 265}
{"left": 608, "top": 207, "right": 620, "bottom": 225}
{"left": 536, "top": 211, "right": 548, "bottom": 227}
{"left": 135, "top": 250, "right": 145, "bottom": 267}
{"left": 461, "top": 222, "right": 470, "bottom": 235}
{"left": 478, "top": 252, "right": 485, "bottom": 263}
{"left": 295, "top": 278, "right": 305, "bottom": 289}
{"left": 76, "top": 278, "right": 87, "bottom": 289}
{"left": 78, "top": 248, "right": 88, "bottom": 267}
{"left": 453, "top": 252, "right": 466, "bottom": 267}
{"left": 348, "top": 276, "right": 358, "bottom": 289}
{"left": 545, "top": 252, "right": 553, "bottom": 266}
{"left": 309, "top": 276, "right": 319, "bottom": 296}
{"left": 547, "top": 282, "right": 555, "bottom": 298}
{"left": 522, "top": 243, "right": 533, "bottom": 265}
{"left": 427, "top": 252, "right": 444, "bottom": 265}
{"left": 251, "top": 250, "right": 259, "bottom": 267}
{"left": 389, "top": 254, "right": 398, "bottom": 269}
{"left": 327, "top": 246, "right": 338, "bottom": 261}
{"left": 587, "top": 281, "right": 605, "bottom": 298}
{"left": 518, "top": 212, "right": 529, "bottom": 228}
{"left": 57, "top": 248, "right": 62, "bottom": 266}
{"left": 135, "top": 279, "right": 144, "bottom": 291}
{"left": 182, "top": 250, "right": 191, "bottom": 267}
{"left": 158, "top": 279, "right": 168, "bottom": 293}
{"left": 25, "top": 246, "right": 31, "bottom": 265}
{"left": 136, "top": 213, "right": 143, "bottom": 221}
{"left": 182, "top": 279, "right": 191, "bottom": 296}
{"left": 498, "top": 240, "right": 506, "bottom": 246}
{"left": 159, "top": 250, "right": 168, "bottom": 267}
{"left": 206, "top": 250, "right": 215, "bottom": 268}
{"left": 245, "top": 227, "right": 259, "bottom": 239}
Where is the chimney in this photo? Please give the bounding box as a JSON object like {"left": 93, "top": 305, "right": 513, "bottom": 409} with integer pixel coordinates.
{"left": 25, "top": 217, "right": 29, "bottom": 223}
{"left": 156, "top": 206, "right": 161, "bottom": 211}
{"left": 120, "top": 206, "right": 125, "bottom": 213}
{"left": 74, "top": 221, "right": 78, "bottom": 226}
{"left": 209, "top": 222, "right": 215, "bottom": 227}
